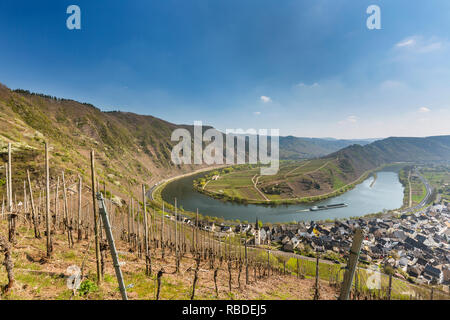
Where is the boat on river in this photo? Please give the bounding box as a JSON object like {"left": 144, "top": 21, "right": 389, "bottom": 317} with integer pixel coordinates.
{"left": 309, "top": 203, "right": 348, "bottom": 211}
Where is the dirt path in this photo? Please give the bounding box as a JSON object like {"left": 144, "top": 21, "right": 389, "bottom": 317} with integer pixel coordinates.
{"left": 252, "top": 174, "right": 270, "bottom": 201}
{"left": 408, "top": 170, "right": 412, "bottom": 207}
{"left": 284, "top": 170, "right": 370, "bottom": 201}
{"left": 202, "top": 179, "right": 211, "bottom": 190}
{"left": 284, "top": 160, "right": 311, "bottom": 178}
{"left": 259, "top": 160, "right": 333, "bottom": 188}
{"left": 308, "top": 160, "right": 332, "bottom": 175}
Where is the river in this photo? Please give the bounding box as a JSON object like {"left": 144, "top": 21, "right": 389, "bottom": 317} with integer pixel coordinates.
{"left": 161, "top": 167, "right": 404, "bottom": 223}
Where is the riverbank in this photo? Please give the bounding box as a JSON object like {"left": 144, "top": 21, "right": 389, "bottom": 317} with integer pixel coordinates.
{"left": 193, "top": 165, "right": 387, "bottom": 206}
{"left": 153, "top": 165, "right": 410, "bottom": 225}
{"left": 149, "top": 165, "right": 240, "bottom": 223}
{"left": 369, "top": 173, "right": 377, "bottom": 188}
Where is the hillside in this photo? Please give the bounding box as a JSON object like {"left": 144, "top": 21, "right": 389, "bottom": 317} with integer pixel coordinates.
{"left": 2, "top": 82, "right": 449, "bottom": 205}
{"left": 0, "top": 83, "right": 212, "bottom": 201}
{"left": 200, "top": 136, "right": 450, "bottom": 204}
{"left": 329, "top": 136, "right": 450, "bottom": 173}
{"left": 0, "top": 83, "right": 378, "bottom": 201}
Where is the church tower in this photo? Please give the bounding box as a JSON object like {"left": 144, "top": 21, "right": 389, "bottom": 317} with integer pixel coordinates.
{"left": 254, "top": 217, "right": 261, "bottom": 246}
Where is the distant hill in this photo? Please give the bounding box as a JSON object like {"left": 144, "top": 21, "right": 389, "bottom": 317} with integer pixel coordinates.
{"left": 328, "top": 135, "right": 450, "bottom": 174}
{"left": 279, "top": 136, "right": 375, "bottom": 159}
{"left": 202, "top": 135, "right": 450, "bottom": 203}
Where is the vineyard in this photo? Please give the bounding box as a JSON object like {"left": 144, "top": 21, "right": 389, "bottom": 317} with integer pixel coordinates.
{"left": 0, "top": 142, "right": 448, "bottom": 300}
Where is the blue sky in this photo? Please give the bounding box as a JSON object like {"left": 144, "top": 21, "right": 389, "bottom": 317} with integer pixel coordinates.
{"left": 0, "top": 0, "right": 449, "bottom": 138}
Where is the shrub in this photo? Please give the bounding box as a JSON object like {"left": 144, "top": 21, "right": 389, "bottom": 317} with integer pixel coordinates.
{"left": 78, "top": 279, "right": 98, "bottom": 296}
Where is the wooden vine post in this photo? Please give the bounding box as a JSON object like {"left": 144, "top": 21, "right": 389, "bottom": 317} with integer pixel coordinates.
{"left": 245, "top": 239, "right": 249, "bottom": 285}
{"left": 313, "top": 254, "right": 320, "bottom": 300}
{"left": 77, "top": 176, "right": 82, "bottom": 241}
{"left": 62, "top": 171, "right": 73, "bottom": 248}
{"left": 45, "top": 142, "right": 52, "bottom": 257}
{"left": 161, "top": 203, "right": 165, "bottom": 259}
{"left": 26, "top": 170, "right": 40, "bottom": 238}
{"left": 90, "top": 150, "right": 102, "bottom": 284}
{"left": 7, "top": 143, "right": 15, "bottom": 243}
{"left": 7, "top": 143, "right": 12, "bottom": 213}
{"left": 96, "top": 192, "right": 128, "bottom": 300}
{"left": 339, "top": 228, "right": 364, "bottom": 300}
{"left": 142, "top": 185, "right": 151, "bottom": 276}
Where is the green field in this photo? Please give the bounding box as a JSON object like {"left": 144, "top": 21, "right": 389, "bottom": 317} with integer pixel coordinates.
{"left": 204, "top": 160, "right": 328, "bottom": 201}
{"left": 197, "top": 159, "right": 371, "bottom": 204}
{"left": 410, "top": 176, "right": 427, "bottom": 205}
{"left": 420, "top": 165, "right": 450, "bottom": 202}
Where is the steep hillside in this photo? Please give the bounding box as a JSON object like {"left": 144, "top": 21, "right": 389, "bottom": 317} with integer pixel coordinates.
{"left": 0, "top": 83, "right": 207, "bottom": 201}
{"left": 0, "top": 83, "right": 379, "bottom": 202}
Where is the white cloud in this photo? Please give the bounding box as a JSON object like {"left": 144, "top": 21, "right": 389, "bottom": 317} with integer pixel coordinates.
{"left": 419, "top": 42, "right": 442, "bottom": 53}
{"left": 418, "top": 107, "right": 431, "bottom": 113}
{"left": 396, "top": 38, "right": 416, "bottom": 48}
{"left": 347, "top": 115, "right": 358, "bottom": 123}
{"left": 380, "top": 80, "right": 405, "bottom": 90}
{"left": 296, "top": 82, "right": 319, "bottom": 88}
{"left": 253, "top": 111, "right": 261, "bottom": 115}
{"left": 260, "top": 96, "right": 272, "bottom": 103}
{"left": 395, "top": 36, "right": 444, "bottom": 54}
{"left": 338, "top": 115, "right": 358, "bottom": 125}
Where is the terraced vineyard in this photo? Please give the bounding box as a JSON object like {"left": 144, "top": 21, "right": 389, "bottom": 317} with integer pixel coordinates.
{"left": 200, "top": 158, "right": 373, "bottom": 204}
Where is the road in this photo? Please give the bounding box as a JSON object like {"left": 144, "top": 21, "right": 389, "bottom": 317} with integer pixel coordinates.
{"left": 401, "top": 168, "right": 433, "bottom": 214}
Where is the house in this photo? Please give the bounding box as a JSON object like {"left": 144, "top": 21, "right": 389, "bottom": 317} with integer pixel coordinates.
{"left": 443, "top": 265, "right": 450, "bottom": 283}
{"left": 282, "top": 241, "right": 295, "bottom": 252}
{"left": 423, "top": 237, "right": 438, "bottom": 248}
{"left": 391, "top": 230, "right": 407, "bottom": 241}
{"left": 260, "top": 228, "right": 269, "bottom": 244}
{"left": 281, "top": 236, "right": 290, "bottom": 245}
{"left": 378, "top": 222, "right": 390, "bottom": 229}
{"left": 423, "top": 265, "right": 443, "bottom": 284}
{"left": 221, "top": 226, "right": 233, "bottom": 233}
{"left": 398, "top": 257, "right": 409, "bottom": 271}
{"left": 236, "top": 224, "right": 251, "bottom": 233}
{"left": 407, "top": 265, "right": 421, "bottom": 278}
{"left": 416, "top": 257, "right": 428, "bottom": 267}
{"left": 415, "top": 234, "right": 427, "bottom": 243}
{"left": 404, "top": 237, "right": 432, "bottom": 253}
{"left": 202, "top": 222, "right": 216, "bottom": 232}
{"left": 291, "top": 236, "right": 301, "bottom": 248}
{"left": 400, "top": 226, "right": 414, "bottom": 234}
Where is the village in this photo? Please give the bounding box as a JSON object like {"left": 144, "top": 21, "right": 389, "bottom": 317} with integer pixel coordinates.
{"left": 170, "top": 200, "right": 450, "bottom": 289}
